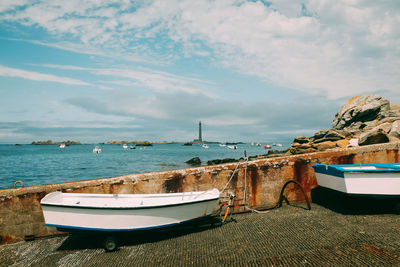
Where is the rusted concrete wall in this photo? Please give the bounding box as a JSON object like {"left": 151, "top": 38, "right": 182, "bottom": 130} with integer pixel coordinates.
{"left": 1, "top": 142, "right": 399, "bottom": 244}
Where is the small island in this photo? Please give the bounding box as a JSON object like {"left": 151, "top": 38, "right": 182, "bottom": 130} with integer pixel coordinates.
{"left": 106, "top": 140, "right": 169, "bottom": 146}
{"left": 31, "top": 140, "right": 81, "bottom": 145}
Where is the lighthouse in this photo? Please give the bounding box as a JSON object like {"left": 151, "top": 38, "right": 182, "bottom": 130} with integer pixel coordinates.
{"left": 192, "top": 121, "right": 203, "bottom": 143}
{"left": 198, "top": 121, "right": 202, "bottom": 142}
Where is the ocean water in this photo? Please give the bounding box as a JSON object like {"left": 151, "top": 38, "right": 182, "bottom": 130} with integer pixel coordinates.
{"left": 0, "top": 143, "right": 289, "bottom": 190}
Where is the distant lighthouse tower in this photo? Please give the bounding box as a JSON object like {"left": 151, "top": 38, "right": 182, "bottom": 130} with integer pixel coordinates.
{"left": 198, "top": 121, "right": 202, "bottom": 142}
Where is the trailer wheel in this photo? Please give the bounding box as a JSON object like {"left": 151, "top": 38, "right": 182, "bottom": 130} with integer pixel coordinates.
{"left": 103, "top": 235, "right": 118, "bottom": 252}
{"left": 395, "top": 202, "right": 400, "bottom": 215}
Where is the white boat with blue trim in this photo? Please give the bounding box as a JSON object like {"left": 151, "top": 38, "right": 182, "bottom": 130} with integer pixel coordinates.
{"left": 312, "top": 163, "right": 400, "bottom": 195}
{"left": 40, "top": 189, "right": 220, "bottom": 232}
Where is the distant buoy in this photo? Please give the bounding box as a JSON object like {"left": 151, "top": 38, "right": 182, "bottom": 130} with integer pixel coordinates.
{"left": 14, "top": 180, "right": 24, "bottom": 189}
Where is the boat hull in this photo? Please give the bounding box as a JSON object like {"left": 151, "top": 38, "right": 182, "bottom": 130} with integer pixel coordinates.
{"left": 313, "top": 163, "right": 400, "bottom": 195}
{"left": 41, "top": 190, "right": 220, "bottom": 232}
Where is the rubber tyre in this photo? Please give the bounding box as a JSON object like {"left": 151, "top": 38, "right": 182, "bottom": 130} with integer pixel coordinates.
{"left": 395, "top": 202, "right": 400, "bottom": 215}
{"left": 103, "top": 235, "right": 118, "bottom": 252}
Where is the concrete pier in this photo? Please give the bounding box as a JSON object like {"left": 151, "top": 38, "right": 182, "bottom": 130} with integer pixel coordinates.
{"left": 1, "top": 142, "right": 400, "bottom": 244}
{"left": 1, "top": 202, "right": 399, "bottom": 266}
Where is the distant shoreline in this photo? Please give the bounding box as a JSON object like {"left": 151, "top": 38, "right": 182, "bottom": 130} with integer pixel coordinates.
{"left": 31, "top": 140, "right": 81, "bottom": 145}
{"left": 24, "top": 140, "right": 248, "bottom": 145}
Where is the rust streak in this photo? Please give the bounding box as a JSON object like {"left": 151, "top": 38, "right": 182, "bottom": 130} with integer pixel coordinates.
{"left": 249, "top": 165, "right": 259, "bottom": 206}
{"left": 393, "top": 149, "right": 399, "bottom": 163}
{"left": 164, "top": 173, "right": 184, "bottom": 193}
{"left": 293, "top": 159, "right": 309, "bottom": 202}
{"left": 338, "top": 154, "right": 355, "bottom": 164}
{"left": 0, "top": 234, "right": 16, "bottom": 245}
{"left": 362, "top": 243, "right": 393, "bottom": 259}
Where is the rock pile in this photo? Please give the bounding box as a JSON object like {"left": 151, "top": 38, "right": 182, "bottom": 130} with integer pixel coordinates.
{"left": 288, "top": 94, "right": 400, "bottom": 155}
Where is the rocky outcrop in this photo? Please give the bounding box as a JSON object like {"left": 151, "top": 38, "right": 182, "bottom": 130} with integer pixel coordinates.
{"left": 389, "top": 120, "right": 400, "bottom": 139}
{"left": 185, "top": 157, "right": 201, "bottom": 166}
{"left": 207, "top": 158, "right": 238, "bottom": 165}
{"left": 332, "top": 95, "right": 390, "bottom": 130}
{"left": 358, "top": 128, "right": 389, "bottom": 146}
{"left": 288, "top": 95, "right": 400, "bottom": 155}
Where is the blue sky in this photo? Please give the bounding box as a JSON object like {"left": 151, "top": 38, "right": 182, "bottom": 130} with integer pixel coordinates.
{"left": 0, "top": 0, "right": 399, "bottom": 143}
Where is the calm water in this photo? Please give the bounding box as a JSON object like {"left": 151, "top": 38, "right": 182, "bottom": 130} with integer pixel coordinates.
{"left": 0, "top": 143, "right": 289, "bottom": 190}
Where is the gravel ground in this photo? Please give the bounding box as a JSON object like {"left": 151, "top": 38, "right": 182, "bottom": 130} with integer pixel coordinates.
{"left": 1, "top": 200, "right": 399, "bottom": 267}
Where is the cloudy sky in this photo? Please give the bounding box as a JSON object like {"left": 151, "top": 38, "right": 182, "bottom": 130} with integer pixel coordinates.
{"left": 1, "top": 0, "right": 399, "bottom": 144}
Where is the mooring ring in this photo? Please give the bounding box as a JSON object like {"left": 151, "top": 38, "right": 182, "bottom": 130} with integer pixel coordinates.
{"left": 14, "top": 180, "right": 24, "bottom": 189}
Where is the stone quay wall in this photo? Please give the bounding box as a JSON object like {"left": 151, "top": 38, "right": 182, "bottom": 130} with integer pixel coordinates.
{"left": 1, "top": 142, "right": 399, "bottom": 244}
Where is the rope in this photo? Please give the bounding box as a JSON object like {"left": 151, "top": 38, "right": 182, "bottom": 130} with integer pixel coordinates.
{"left": 245, "top": 179, "right": 312, "bottom": 213}
{"left": 219, "top": 151, "right": 311, "bottom": 222}
{"left": 220, "top": 161, "right": 241, "bottom": 193}
{"left": 247, "top": 208, "right": 270, "bottom": 214}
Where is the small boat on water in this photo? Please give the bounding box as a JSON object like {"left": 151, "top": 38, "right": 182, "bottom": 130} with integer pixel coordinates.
{"left": 202, "top": 144, "right": 209, "bottom": 149}
{"left": 59, "top": 143, "right": 65, "bottom": 148}
{"left": 264, "top": 144, "right": 272, "bottom": 149}
{"left": 313, "top": 163, "right": 400, "bottom": 195}
{"left": 123, "top": 144, "right": 128, "bottom": 149}
{"left": 219, "top": 143, "right": 226, "bottom": 147}
{"left": 93, "top": 146, "right": 102, "bottom": 154}
{"left": 227, "top": 145, "right": 237, "bottom": 150}
{"left": 40, "top": 189, "right": 220, "bottom": 233}
{"left": 272, "top": 143, "right": 283, "bottom": 147}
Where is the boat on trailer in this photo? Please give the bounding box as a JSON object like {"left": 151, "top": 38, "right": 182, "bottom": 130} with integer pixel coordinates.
{"left": 312, "top": 163, "right": 400, "bottom": 195}
{"left": 41, "top": 189, "right": 220, "bottom": 251}
{"left": 41, "top": 188, "right": 220, "bottom": 232}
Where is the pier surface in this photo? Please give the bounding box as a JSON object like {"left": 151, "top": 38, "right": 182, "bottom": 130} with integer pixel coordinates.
{"left": 1, "top": 201, "right": 399, "bottom": 266}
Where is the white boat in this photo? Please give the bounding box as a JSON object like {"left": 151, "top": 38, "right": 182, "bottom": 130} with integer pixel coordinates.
{"left": 272, "top": 143, "right": 283, "bottom": 147}
{"left": 219, "top": 143, "right": 226, "bottom": 147}
{"left": 40, "top": 189, "right": 220, "bottom": 232}
{"left": 59, "top": 143, "right": 65, "bottom": 148}
{"left": 313, "top": 163, "right": 400, "bottom": 195}
{"left": 123, "top": 144, "right": 128, "bottom": 149}
{"left": 93, "top": 146, "right": 102, "bottom": 154}
{"left": 227, "top": 145, "right": 237, "bottom": 150}
{"left": 202, "top": 144, "right": 209, "bottom": 149}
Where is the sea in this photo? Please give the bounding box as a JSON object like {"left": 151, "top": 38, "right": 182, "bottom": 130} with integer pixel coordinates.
{"left": 0, "top": 142, "right": 289, "bottom": 190}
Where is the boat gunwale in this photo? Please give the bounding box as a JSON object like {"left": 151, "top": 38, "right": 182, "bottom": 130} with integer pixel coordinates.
{"left": 41, "top": 196, "right": 219, "bottom": 210}
{"left": 313, "top": 163, "right": 400, "bottom": 177}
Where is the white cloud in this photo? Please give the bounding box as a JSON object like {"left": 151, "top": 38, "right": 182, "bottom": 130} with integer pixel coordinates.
{"left": 0, "top": 0, "right": 29, "bottom": 13}
{"left": 40, "top": 64, "right": 217, "bottom": 96}
{"left": 1, "top": 0, "right": 399, "bottom": 99}
{"left": 24, "top": 120, "right": 143, "bottom": 129}
{"left": 0, "top": 65, "right": 91, "bottom": 86}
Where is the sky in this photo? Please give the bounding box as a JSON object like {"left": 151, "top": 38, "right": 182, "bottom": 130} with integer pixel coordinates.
{"left": 0, "top": 0, "right": 399, "bottom": 144}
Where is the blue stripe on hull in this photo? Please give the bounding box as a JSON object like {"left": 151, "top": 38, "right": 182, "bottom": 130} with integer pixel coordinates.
{"left": 47, "top": 215, "right": 211, "bottom": 233}
{"left": 312, "top": 164, "right": 345, "bottom": 178}
{"left": 313, "top": 163, "right": 400, "bottom": 178}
